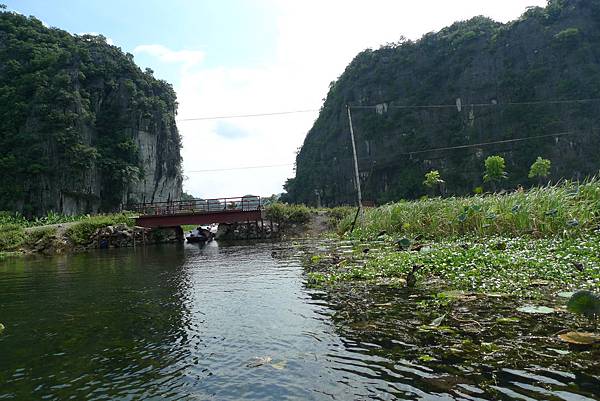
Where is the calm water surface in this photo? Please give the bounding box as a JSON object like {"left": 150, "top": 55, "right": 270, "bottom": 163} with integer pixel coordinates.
{"left": 0, "top": 242, "right": 598, "bottom": 400}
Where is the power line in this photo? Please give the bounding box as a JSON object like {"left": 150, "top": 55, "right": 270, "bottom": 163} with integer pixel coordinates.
{"left": 399, "top": 131, "right": 579, "bottom": 156}
{"left": 186, "top": 163, "right": 293, "bottom": 173}
{"left": 184, "top": 130, "right": 588, "bottom": 174}
{"left": 349, "top": 97, "right": 600, "bottom": 110}
{"left": 172, "top": 98, "right": 600, "bottom": 122}
{"left": 176, "top": 109, "right": 318, "bottom": 122}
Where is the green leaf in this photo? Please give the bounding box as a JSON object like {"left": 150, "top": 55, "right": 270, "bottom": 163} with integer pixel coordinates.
{"left": 567, "top": 290, "right": 600, "bottom": 319}
{"left": 397, "top": 237, "right": 412, "bottom": 250}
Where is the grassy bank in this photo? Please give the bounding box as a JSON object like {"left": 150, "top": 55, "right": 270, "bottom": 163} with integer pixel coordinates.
{"left": 0, "top": 212, "right": 134, "bottom": 254}
{"left": 340, "top": 179, "right": 600, "bottom": 239}
{"left": 307, "top": 180, "right": 600, "bottom": 296}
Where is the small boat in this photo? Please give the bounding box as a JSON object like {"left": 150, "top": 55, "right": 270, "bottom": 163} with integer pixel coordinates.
{"left": 186, "top": 226, "right": 213, "bottom": 243}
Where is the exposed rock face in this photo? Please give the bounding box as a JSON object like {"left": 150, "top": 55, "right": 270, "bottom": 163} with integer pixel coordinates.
{"left": 0, "top": 11, "right": 182, "bottom": 216}
{"left": 285, "top": 0, "right": 600, "bottom": 206}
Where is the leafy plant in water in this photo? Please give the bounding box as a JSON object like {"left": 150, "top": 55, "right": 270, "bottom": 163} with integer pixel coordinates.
{"left": 567, "top": 290, "right": 600, "bottom": 320}
{"left": 396, "top": 237, "right": 412, "bottom": 250}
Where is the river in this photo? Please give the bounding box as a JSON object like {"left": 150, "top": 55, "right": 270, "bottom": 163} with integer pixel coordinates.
{"left": 0, "top": 242, "right": 598, "bottom": 400}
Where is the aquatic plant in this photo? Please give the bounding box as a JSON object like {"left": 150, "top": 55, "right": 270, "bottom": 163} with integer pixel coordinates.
{"left": 567, "top": 290, "right": 600, "bottom": 319}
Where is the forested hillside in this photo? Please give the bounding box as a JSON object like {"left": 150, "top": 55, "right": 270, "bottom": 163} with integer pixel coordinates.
{"left": 285, "top": 0, "right": 600, "bottom": 206}
{"left": 0, "top": 7, "right": 182, "bottom": 216}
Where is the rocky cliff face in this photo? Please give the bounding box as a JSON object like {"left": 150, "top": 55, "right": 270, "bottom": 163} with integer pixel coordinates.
{"left": 285, "top": 0, "right": 600, "bottom": 206}
{"left": 0, "top": 11, "right": 182, "bottom": 216}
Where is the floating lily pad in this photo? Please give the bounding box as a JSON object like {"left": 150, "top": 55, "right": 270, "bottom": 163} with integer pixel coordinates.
{"left": 0, "top": 323, "right": 4, "bottom": 334}
{"left": 418, "top": 354, "right": 437, "bottom": 362}
{"left": 517, "top": 305, "right": 555, "bottom": 314}
{"left": 558, "top": 332, "right": 600, "bottom": 345}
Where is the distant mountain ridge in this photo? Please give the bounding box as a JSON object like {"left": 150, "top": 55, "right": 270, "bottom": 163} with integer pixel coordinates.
{"left": 284, "top": 0, "right": 600, "bottom": 206}
{"left": 0, "top": 9, "right": 182, "bottom": 216}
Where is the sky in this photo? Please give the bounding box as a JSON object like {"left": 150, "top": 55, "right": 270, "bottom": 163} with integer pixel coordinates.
{"left": 6, "top": 0, "right": 547, "bottom": 199}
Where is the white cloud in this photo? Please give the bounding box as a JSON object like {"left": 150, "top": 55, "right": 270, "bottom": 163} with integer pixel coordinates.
{"left": 133, "top": 44, "right": 204, "bottom": 72}
{"left": 139, "top": 0, "right": 547, "bottom": 199}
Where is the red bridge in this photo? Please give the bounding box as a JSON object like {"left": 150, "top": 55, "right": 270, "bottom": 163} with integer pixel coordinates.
{"left": 130, "top": 196, "right": 263, "bottom": 228}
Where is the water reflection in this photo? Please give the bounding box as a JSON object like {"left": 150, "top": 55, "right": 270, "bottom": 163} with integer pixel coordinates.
{"left": 0, "top": 242, "right": 598, "bottom": 400}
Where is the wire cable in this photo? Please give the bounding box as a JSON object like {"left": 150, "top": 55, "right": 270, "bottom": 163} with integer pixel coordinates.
{"left": 184, "top": 130, "right": 587, "bottom": 174}
{"left": 176, "top": 109, "right": 318, "bottom": 122}
{"left": 186, "top": 163, "right": 293, "bottom": 173}
{"left": 349, "top": 97, "right": 600, "bottom": 110}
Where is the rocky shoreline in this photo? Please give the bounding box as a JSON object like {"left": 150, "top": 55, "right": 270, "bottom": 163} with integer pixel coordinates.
{"left": 24, "top": 224, "right": 184, "bottom": 256}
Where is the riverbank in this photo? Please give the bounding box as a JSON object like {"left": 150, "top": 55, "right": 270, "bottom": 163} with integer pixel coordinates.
{"left": 306, "top": 180, "right": 600, "bottom": 294}
{"left": 0, "top": 213, "right": 183, "bottom": 257}
{"left": 0, "top": 205, "right": 332, "bottom": 258}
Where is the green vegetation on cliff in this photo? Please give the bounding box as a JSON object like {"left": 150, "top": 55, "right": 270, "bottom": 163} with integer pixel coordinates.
{"left": 0, "top": 8, "right": 182, "bottom": 216}
{"left": 286, "top": 0, "right": 600, "bottom": 206}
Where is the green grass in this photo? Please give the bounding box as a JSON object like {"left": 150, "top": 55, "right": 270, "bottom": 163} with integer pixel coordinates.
{"left": 0, "top": 210, "right": 91, "bottom": 228}
{"left": 25, "top": 227, "right": 57, "bottom": 247}
{"left": 341, "top": 179, "right": 600, "bottom": 239}
{"left": 65, "top": 214, "right": 134, "bottom": 245}
{"left": 0, "top": 224, "right": 25, "bottom": 252}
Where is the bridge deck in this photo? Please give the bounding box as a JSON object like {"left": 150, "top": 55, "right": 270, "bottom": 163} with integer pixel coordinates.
{"left": 130, "top": 196, "right": 263, "bottom": 228}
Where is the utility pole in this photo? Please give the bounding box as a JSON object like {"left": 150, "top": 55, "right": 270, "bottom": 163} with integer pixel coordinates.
{"left": 346, "top": 105, "right": 363, "bottom": 209}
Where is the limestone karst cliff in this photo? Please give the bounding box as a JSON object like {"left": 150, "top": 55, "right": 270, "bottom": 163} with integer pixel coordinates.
{"left": 285, "top": 0, "right": 600, "bottom": 206}
{"left": 0, "top": 9, "right": 182, "bottom": 216}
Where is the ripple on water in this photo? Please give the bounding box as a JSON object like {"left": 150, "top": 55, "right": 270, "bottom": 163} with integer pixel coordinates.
{"left": 0, "top": 241, "right": 599, "bottom": 400}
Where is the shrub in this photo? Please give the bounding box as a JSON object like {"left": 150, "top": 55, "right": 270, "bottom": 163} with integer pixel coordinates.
{"left": 529, "top": 156, "right": 551, "bottom": 183}
{"left": 554, "top": 27, "right": 580, "bottom": 42}
{"left": 483, "top": 155, "right": 508, "bottom": 191}
{"left": 265, "top": 203, "right": 312, "bottom": 226}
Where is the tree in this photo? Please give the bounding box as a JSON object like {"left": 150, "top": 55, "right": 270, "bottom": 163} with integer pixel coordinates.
{"left": 528, "top": 156, "right": 551, "bottom": 185}
{"left": 483, "top": 155, "right": 507, "bottom": 192}
{"left": 423, "top": 170, "right": 444, "bottom": 196}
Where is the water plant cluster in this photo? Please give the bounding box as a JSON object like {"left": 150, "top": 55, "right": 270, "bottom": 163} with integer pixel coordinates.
{"left": 306, "top": 180, "right": 600, "bottom": 309}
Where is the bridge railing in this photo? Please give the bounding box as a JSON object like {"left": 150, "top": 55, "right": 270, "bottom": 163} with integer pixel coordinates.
{"left": 127, "top": 196, "right": 262, "bottom": 216}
